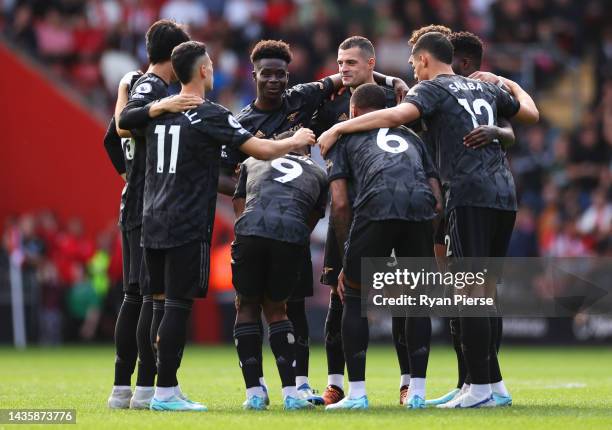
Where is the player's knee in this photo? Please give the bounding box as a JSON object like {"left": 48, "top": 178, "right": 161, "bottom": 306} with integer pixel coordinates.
{"left": 262, "top": 300, "right": 287, "bottom": 324}
{"left": 235, "top": 296, "right": 260, "bottom": 322}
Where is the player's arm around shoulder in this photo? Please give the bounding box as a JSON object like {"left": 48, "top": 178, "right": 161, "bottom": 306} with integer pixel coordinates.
{"left": 240, "top": 128, "right": 316, "bottom": 161}
{"left": 318, "top": 103, "right": 419, "bottom": 156}
{"left": 470, "top": 71, "right": 539, "bottom": 124}
{"left": 373, "top": 71, "right": 410, "bottom": 104}
{"left": 119, "top": 76, "right": 201, "bottom": 131}
{"left": 118, "top": 75, "right": 161, "bottom": 130}
{"left": 114, "top": 70, "right": 142, "bottom": 137}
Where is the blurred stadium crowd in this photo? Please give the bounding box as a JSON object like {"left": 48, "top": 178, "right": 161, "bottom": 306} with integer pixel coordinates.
{"left": 1, "top": 0, "right": 611, "bottom": 343}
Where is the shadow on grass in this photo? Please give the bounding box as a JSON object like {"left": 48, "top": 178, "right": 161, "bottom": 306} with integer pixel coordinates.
{"left": 111, "top": 404, "right": 612, "bottom": 418}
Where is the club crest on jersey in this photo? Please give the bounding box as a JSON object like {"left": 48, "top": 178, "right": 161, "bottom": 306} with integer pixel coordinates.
{"left": 286, "top": 112, "right": 298, "bottom": 122}
{"left": 337, "top": 112, "right": 349, "bottom": 122}
{"left": 135, "top": 82, "right": 152, "bottom": 94}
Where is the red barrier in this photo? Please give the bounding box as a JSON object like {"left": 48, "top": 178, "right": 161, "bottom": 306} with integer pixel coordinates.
{"left": 0, "top": 42, "right": 123, "bottom": 238}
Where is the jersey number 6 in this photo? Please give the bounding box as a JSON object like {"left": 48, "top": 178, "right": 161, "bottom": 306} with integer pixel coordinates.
{"left": 377, "top": 128, "right": 409, "bottom": 153}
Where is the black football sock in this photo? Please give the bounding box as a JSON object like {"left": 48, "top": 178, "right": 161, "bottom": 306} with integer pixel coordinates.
{"left": 404, "top": 317, "right": 431, "bottom": 378}
{"left": 234, "top": 322, "right": 263, "bottom": 389}
{"left": 460, "top": 316, "right": 491, "bottom": 385}
{"left": 113, "top": 293, "right": 142, "bottom": 386}
{"left": 450, "top": 317, "right": 468, "bottom": 388}
{"left": 268, "top": 320, "right": 296, "bottom": 388}
{"left": 156, "top": 299, "right": 192, "bottom": 388}
{"left": 135, "top": 295, "right": 156, "bottom": 387}
{"left": 342, "top": 287, "right": 368, "bottom": 382}
{"left": 495, "top": 315, "right": 503, "bottom": 353}
{"left": 286, "top": 300, "right": 309, "bottom": 380}
{"left": 150, "top": 299, "right": 165, "bottom": 362}
{"left": 488, "top": 313, "right": 503, "bottom": 383}
{"left": 255, "top": 315, "right": 265, "bottom": 383}
{"left": 325, "top": 293, "right": 345, "bottom": 376}
{"left": 392, "top": 316, "right": 410, "bottom": 377}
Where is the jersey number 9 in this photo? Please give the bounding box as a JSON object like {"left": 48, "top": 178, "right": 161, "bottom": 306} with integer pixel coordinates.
{"left": 271, "top": 158, "right": 303, "bottom": 183}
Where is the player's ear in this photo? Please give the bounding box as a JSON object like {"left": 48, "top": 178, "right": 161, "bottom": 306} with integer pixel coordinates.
{"left": 421, "top": 53, "right": 428, "bottom": 69}
{"left": 367, "top": 57, "right": 375, "bottom": 70}
{"left": 349, "top": 103, "right": 356, "bottom": 119}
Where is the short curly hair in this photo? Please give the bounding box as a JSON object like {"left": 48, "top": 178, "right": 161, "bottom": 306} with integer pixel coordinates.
{"left": 408, "top": 24, "right": 452, "bottom": 45}
{"left": 250, "top": 39, "right": 292, "bottom": 64}
{"left": 448, "top": 31, "right": 484, "bottom": 66}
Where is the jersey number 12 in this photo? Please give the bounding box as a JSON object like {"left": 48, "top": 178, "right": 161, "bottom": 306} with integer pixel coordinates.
{"left": 154, "top": 125, "right": 181, "bottom": 174}
{"left": 457, "top": 98, "right": 494, "bottom": 128}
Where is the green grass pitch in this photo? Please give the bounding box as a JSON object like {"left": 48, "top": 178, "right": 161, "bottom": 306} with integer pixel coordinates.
{"left": 1, "top": 345, "right": 611, "bottom": 429}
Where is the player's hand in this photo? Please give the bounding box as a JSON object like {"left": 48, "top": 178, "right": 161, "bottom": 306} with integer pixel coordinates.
{"left": 292, "top": 127, "right": 316, "bottom": 147}
{"left": 463, "top": 125, "right": 499, "bottom": 149}
{"left": 331, "top": 86, "right": 347, "bottom": 101}
{"left": 318, "top": 127, "right": 340, "bottom": 157}
{"left": 337, "top": 270, "right": 346, "bottom": 303}
{"left": 392, "top": 78, "right": 409, "bottom": 104}
{"left": 158, "top": 94, "right": 203, "bottom": 113}
{"left": 469, "top": 71, "right": 502, "bottom": 85}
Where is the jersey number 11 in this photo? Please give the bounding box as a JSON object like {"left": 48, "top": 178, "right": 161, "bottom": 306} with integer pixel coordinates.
{"left": 154, "top": 125, "right": 181, "bottom": 174}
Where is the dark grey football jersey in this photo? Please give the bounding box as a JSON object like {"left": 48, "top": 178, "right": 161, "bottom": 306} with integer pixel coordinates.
{"left": 119, "top": 72, "right": 167, "bottom": 231}
{"left": 403, "top": 74, "right": 520, "bottom": 213}
{"left": 234, "top": 154, "right": 328, "bottom": 245}
{"left": 315, "top": 85, "right": 421, "bottom": 205}
{"left": 143, "top": 101, "right": 253, "bottom": 249}
{"left": 221, "top": 78, "right": 335, "bottom": 167}
{"left": 327, "top": 126, "right": 438, "bottom": 222}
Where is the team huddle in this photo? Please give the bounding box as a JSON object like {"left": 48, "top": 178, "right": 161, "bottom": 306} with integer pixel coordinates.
{"left": 104, "top": 20, "right": 539, "bottom": 412}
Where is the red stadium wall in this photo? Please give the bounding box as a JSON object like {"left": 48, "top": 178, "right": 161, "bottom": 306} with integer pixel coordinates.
{"left": 0, "top": 42, "right": 122, "bottom": 238}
